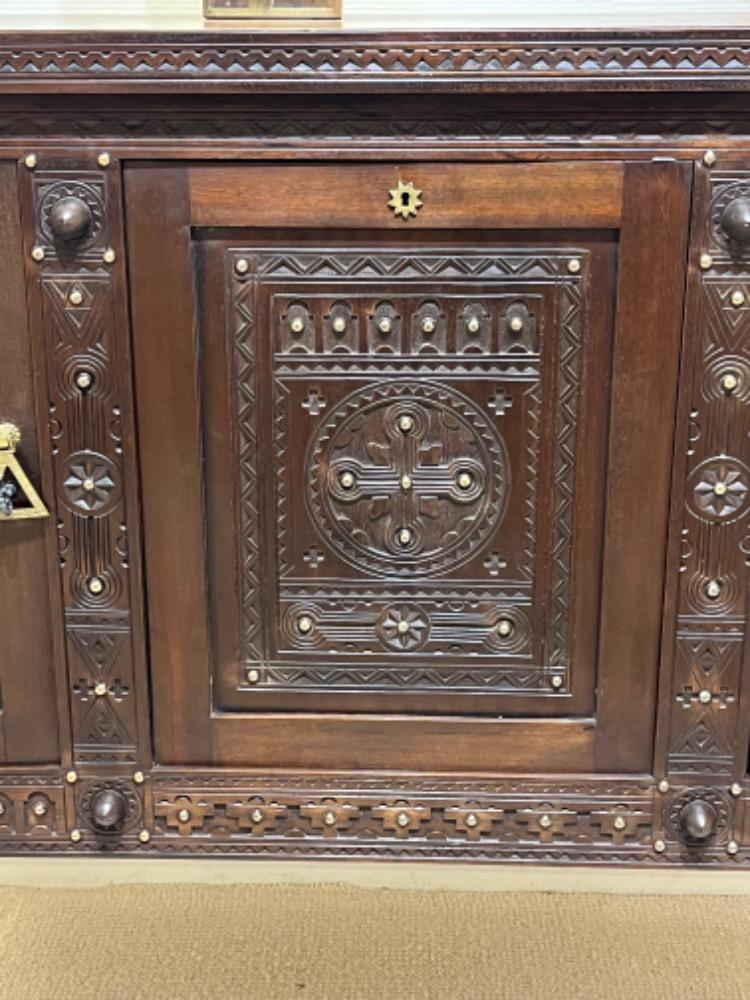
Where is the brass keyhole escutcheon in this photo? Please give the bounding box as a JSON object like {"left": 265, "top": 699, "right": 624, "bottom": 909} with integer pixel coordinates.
{"left": 388, "top": 180, "right": 423, "bottom": 220}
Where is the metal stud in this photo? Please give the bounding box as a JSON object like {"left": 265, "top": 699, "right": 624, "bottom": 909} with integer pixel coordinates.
{"left": 722, "top": 372, "right": 739, "bottom": 393}
{"left": 398, "top": 528, "right": 413, "bottom": 546}
{"left": 551, "top": 675, "right": 564, "bottom": 689}
{"left": 66, "top": 771, "right": 78, "bottom": 785}
{"left": 31, "top": 246, "right": 45, "bottom": 262}
{"left": 400, "top": 475, "right": 412, "bottom": 491}
{"left": 698, "top": 689, "right": 712, "bottom": 704}
{"left": 323, "top": 810, "right": 337, "bottom": 827}
{"left": 24, "top": 154, "right": 37, "bottom": 170}
{"left": 421, "top": 317, "right": 436, "bottom": 335}
{"left": 654, "top": 839, "right": 666, "bottom": 853}
{"left": 297, "top": 615, "right": 313, "bottom": 635}
{"left": 377, "top": 316, "right": 392, "bottom": 334}
{"left": 97, "top": 152, "right": 111, "bottom": 169}
{"left": 68, "top": 289, "right": 84, "bottom": 307}
{"left": 83, "top": 478, "right": 96, "bottom": 492}
{"left": 456, "top": 472, "right": 473, "bottom": 490}
{"left": 539, "top": 814, "right": 553, "bottom": 829}
{"left": 730, "top": 783, "right": 743, "bottom": 797}
{"left": 509, "top": 315, "right": 524, "bottom": 333}
{"left": 466, "top": 316, "right": 481, "bottom": 335}
{"left": 397, "top": 620, "right": 410, "bottom": 635}
{"left": 247, "top": 669, "right": 260, "bottom": 684}
{"left": 731, "top": 289, "right": 746, "bottom": 307}
{"left": 398, "top": 415, "right": 414, "bottom": 433}
{"left": 33, "top": 801, "right": 47, "bottom": 817}
{"left": 700, "top": 252, "right": 713, "bottom": 270}
{"left": 567, "top": 259, "right": 581, "bottom": 274}
{"left": 728, "top": 840, "right": 740, "bottom": 855}
{"left": 0, "top": 803, "right": 5, "bottom": 817}
{"left": 70, "top": 829, "right": 82, "bottom": 843}
{"left": 94, "top": 682, "right": 107, "bottom": 697}
{"left": 235, "top": 258, "right": 249, "bottom": 275}
{"left": 396, "top": 812, "right": 410, "bottom": 828}
{"left": 332, "top": 316, "right": 347, "bottom": 334}
{"left": 138, "top": 830, "right": 151, "bottom": 844}
{"left": 705, "top": 579, "right": 722, "bottom": 599}
{"left": 658, "top": 779, "right": 670, "bottom": 794}
{"left": 74, "top": 370, "right": 93, "bottom": 391}
{"left": 613, "top": 815, "right": 627, "bottom": 831}
{"left": 251, "top": 809, "right": 264, "bottom": 824}
{"left": 133, "top": 771, "right": 145, "bottom": 785}
{"left": 290, "top": 317, "right": 305, "bottom": 334}
{"left": 339, "top": 471, "right": 355, "bottom": 489}
{"left": 497, "top": 619, "right": 514, "bottom": 638}
{"left": 178, "top": 809, "right": 190, "bottom": 824}
{"left": 465, "top": 813, "right": 479, "bottom": 829}
{"left": 703, "top": 149, "right": 717, "bottom": 167}
{"left": 88, "top": 577, "right": 104, "bottom": 595}
{"left": 102, "top": 248, "right": 116, "bottom": 265}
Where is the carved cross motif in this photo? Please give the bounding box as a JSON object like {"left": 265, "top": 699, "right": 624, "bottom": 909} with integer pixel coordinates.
{"left": 488, "top": 388, "right": 513, "bottom": 416}
{"left": 73, "top": 679, "right": 96, "bottom": 702}
{"left": 483, "top": 552, "right": 508, "bottom": 576}
{"left": 301, "top": 389, "right": 327, "bottom": 416}
{"left": 303, "top": 547, "right": 325, "bottom": 569}
{"left": 328, "top": 405, "right": 486, "bottom": 557}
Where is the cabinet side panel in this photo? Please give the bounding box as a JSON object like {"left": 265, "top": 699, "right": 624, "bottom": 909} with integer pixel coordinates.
{"left": 0, "top": 160, "right": 60, "bottom": 764}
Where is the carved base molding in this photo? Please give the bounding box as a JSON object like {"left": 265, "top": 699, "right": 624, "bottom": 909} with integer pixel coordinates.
{"left": 0, "top": 772, "right": 747, "bottom": 864}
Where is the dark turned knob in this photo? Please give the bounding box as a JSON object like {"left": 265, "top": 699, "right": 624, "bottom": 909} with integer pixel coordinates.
{"left": 680, "top": 799, "right": 717, "bottom": 842}
{"left": 90, "top": 788, "right": 127, "bottom": 831}
{"left": 48, "top": 196, "right": 93, "bottom": 242}
{"left": 720, "top": 197, "right": 750, "bottom": 243}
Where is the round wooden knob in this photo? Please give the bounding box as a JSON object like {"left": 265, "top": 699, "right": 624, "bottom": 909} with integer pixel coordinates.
{"left": 49, "top": 196, "right": 93, "bottom": 242}
{"left": 90, "top": 788, "right": 127, "bottom": 831}
{"left": 680, "top": 799, "right": 717, "bottom": 842}
{"left": 720, "top": 197, "right": 750, "bottom": 243}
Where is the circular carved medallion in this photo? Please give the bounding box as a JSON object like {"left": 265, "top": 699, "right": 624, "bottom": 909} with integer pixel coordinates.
{"left": 62, "top": 450, "right": 121, "bottom": 515}
{"left": 307, "top": 381, "right": 509, "bottom": 576}
{"left": 687, "top": 456, "right": 749, "bottom": 524}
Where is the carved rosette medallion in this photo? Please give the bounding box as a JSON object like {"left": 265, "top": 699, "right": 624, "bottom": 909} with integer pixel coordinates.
{"left": 687, "top": 456, "right": 749, "bottom": 523}
{"left": 61, "top": 450, "right": 121, "bottom": 515}
{"left": 375, "top": 605, "right": 431, "bottom": 652}
{"left": 307, "top": 381, "right": 509, "bottom": 577}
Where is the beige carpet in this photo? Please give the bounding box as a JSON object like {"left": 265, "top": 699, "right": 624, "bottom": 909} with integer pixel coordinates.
{"left": 0, "top": 882, "right": 748, "bottom": 999}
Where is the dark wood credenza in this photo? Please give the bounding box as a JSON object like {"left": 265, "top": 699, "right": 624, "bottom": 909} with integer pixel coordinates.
{"left": 2, "top": 6, "right": 750, "bottom": 865}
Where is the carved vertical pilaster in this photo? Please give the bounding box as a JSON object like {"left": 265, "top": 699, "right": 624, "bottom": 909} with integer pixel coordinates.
{"left": 19, "top": 154, "right": 150, "bottom": 844}
{"left": 656, "top": 161, "right": 750, "bottom": 859}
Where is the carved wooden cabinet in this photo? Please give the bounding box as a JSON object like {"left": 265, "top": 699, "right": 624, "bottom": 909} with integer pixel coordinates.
{"left": 2, "top": 11, "right": 750, "bottom": 864}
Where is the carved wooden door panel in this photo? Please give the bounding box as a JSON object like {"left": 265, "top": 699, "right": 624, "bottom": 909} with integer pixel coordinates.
{"left": 126, "top": 161, "right": 690, "bottom": 773}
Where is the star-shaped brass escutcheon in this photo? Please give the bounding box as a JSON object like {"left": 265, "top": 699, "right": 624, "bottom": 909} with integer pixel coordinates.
{"left": 388, "top": 180, "right": 423, "bottom": 220}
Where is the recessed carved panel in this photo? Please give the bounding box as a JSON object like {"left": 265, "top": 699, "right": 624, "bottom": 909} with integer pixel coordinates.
{"left": 207, "top": 247, "right": 604, "bottom": 706}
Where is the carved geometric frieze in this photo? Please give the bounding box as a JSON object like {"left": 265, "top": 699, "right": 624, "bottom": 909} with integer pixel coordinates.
{"left": 145, "top": 775, "right": 657, "bottom": 862}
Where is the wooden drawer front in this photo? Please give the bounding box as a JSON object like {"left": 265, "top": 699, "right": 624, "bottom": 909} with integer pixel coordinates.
{"left": 126, "top": 160, "right": 689, "bottom": 771}
{"left": 189, "top": 162, "right": 624, "bottom": 230}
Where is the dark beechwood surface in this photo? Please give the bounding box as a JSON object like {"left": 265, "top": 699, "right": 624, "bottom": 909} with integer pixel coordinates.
{"left": 0, "top": 1, "right": 748, "bottom": 868}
